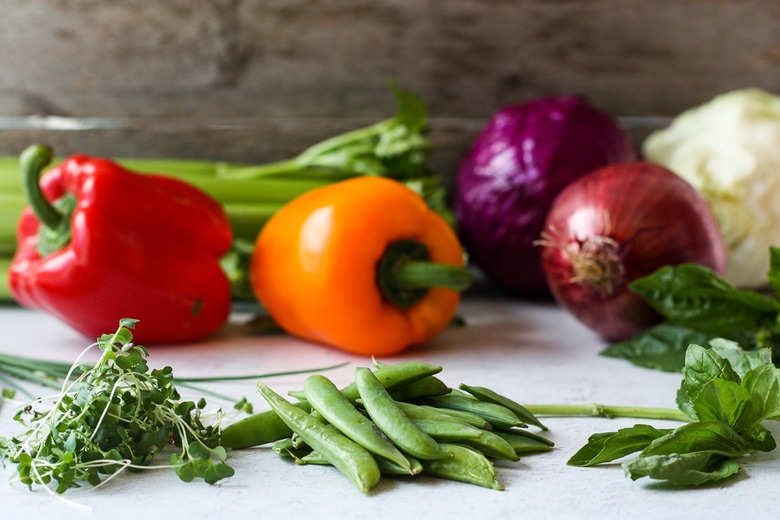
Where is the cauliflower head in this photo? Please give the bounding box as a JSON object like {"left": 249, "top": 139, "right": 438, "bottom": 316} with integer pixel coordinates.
{"left": 643, "top": 88, "right": 780, "bottom": 289}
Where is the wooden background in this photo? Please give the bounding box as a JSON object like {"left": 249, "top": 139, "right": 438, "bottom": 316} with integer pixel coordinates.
{"left": 1, "top": 0, "right": 779, "bottom": 177}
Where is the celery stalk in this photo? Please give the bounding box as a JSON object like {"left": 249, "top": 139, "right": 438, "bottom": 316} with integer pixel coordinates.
{"left": 0, "top": 85, "right": 448, "bottom": 301}
{"left": 0, "top": 256, "right": 12, "bottom": 301}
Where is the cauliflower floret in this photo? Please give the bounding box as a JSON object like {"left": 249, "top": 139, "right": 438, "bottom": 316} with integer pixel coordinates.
{"left": 643, "top": 88, "right": 780, "bottom": 289}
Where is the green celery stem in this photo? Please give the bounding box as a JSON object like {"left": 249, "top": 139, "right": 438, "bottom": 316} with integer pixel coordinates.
{"left": 20, "top": 144, "right": 61, "bottom": 230}
{"left": 0, "top": 256, "right": 12, "bottom": 300}
{"left": 522, "top": 404, "right": 690, "bottom": 422}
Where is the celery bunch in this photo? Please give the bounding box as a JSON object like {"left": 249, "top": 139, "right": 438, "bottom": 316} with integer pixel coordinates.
{"left": 0, "top": 86, "right": 448, "bottom": 302}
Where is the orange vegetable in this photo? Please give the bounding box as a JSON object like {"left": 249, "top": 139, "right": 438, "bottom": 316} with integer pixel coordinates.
{"left": 250, "top": 176, "right": 470, "bottom": 356}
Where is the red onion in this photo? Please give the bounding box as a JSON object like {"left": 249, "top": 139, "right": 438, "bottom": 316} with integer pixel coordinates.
{"left": 453, "top": 95, "right": 637, "bottom": 297}
{"left": 538, "top": 162, "right": 727, "bottom": 341}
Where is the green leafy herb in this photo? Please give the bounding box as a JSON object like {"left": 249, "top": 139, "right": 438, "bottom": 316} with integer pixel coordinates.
{"left": 0, "top": 319, "right": 233, "bottom": 493}
{"left": 567, "top": 342, "right": 780, "bottom": 486}
{"left": 602, "top": 246, "right": 780, "bottom": 371}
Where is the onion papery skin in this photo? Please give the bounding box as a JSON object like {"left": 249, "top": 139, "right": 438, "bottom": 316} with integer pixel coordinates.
{"left": 453, "top": 95, "right": 637, "bottom": 298}
{"left": 539, "top": 162, "right": 727, "bottom": 342}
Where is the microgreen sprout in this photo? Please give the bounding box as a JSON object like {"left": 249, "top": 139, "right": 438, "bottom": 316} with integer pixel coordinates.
{"left": 0, "top": 319, "right": 233, "bottom": 494}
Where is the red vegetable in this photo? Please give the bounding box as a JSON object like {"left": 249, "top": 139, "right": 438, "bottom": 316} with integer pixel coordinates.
{"left": 453, "top": 95, "right": 637, "bottom": 297}
{"left": 8, "top": 145, "right": 233, "bottom": 343}
{"left": 537, "top": 162, "right": 726, "bottom": 341}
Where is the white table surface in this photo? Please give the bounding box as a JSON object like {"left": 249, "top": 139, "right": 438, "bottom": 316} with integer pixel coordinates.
{"left": 1, "top": 290, "right": 778, "bottom": 519}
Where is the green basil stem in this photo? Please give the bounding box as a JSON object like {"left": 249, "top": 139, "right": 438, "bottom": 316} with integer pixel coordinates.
{"left": 522, "top": 403, "right": 690, "bottom": 422}
{"left": 20, "top": 144, "right": 61, "bottom": 230}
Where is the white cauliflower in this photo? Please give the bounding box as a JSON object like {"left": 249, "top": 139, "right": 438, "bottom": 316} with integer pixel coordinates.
{"left": 643, "top": 88, "right": 780, "bottom": 289}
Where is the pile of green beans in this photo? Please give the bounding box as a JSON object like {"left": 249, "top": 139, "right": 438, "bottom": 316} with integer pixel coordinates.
{"left": 220, "top": 361, "right": 554, "bottom": 493}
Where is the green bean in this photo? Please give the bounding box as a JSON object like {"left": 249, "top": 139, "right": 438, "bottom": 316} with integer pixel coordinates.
{"left": 355, "top": 367, "right": 452, "bottom": 461}
{"left": 462, "top": 430, "right": 519, "bottom": 461}
{"left": 412, "top": 419, "right": 485, "bottom": 442}
{"left": 459, "top": 383, "right": 547, "bottom": 430}
{"left": 494, "top": 430, "right": 554, "bottom": 454}
{"left": 390, "top": 375, "right": 451, "bottom": 400}
{"left": 422, "top": 444, "right": 504, "bottom": 491}
{"left": 421, "top": 394, "right": 525, "bottom": 430}
{"left": 340, "top": 362, "right": 443, "bottom": 403}
{"left": 303, "top": 374, "right": 415, "bottom": 474}
{"left": 395, "top": 401, "right": 492, "bottom": 430}
{"left": 257, "top": 382, "right": 381, "bottom": 493}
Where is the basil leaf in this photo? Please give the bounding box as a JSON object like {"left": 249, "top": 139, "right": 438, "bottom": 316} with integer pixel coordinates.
{"left": 640, "top": 421, "right": 746, "bottom": 458}
{"left": 601, "top": 322, "right": 712, "bottom": 373}
{"left": 624, "top": 452, "right": 740, "bottom": 486}
{"left": 740, "top": 363, "right": 780, "bottom": 422}
{"left": 709, "top": 339, "right": 773, "bottom": 378}
{"left": 567, "top": 425, "right": 672, "bottom": 467}
{"left": 742, "top": 423, "right": 777, "bottom": 452}
{"left": 692, "top": 379, "right": 754, "bottom": 432}
{"left": 682, "top": 344, "right": 741, "bottom": 407}
{"left": 629, "top": 264, "right": 780, "bottom": 335}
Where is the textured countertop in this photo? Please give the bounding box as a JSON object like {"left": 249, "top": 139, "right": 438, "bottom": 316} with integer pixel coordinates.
{"left": 1, "top": 293, "right": 777, "bottom": 519}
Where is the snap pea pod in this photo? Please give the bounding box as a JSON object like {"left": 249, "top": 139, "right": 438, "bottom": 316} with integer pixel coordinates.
{"left": 296, "top": 450, "right": 330, "bottom": 466}
{"left": 341, "top": 362, "right": 443, "bottom": 403}
{"left": 375, "top": 454, "right": 424, "bottom": 476}
{"left": 288, "top": 361, "right": 443, "bottom": 402}
{"left": 462, "top": 430, "right": 519, "bottom": 461}
{"left": 273, "top": 437, "right": 312, "bottom": 460}
{"left": 422, "top": 443, "right": 504, "bottom": 491}
{"left": 421, "top": 394, "right": 525, "bottom": 430}
{"left": 303, "top": 374, "right": 415, "bottom": 474}
{"left": 355, "top": 367, "right": 452, "bottom": 461}
{"left": 494, "top": 430, "right": 554, "bottom": 454}
{"left": 412, "top": 419, "right": 485, "bottom": 442}
{"left": 459, "top": 383, "right": 547, "bottom": 430}
{"left": 395, "top": 401, "right": 492, "bottom": 430}
{"left": 389, "top": 375, "right": 451, "bottom": 401}
{"left": 258, "top": 382, "right": 381, "bottom": 493}
{"left": 221, "top": 402, "right": 309, "bottom": 449}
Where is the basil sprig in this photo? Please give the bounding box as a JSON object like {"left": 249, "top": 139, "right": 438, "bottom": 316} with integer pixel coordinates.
{"left": 570, "top": 341, "right": 779, "bottom": 485}
{"left": 602, "top": 246, "right": 780, "bottom": 371}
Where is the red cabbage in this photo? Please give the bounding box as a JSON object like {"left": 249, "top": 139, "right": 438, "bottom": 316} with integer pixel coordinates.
{"left": 453, "top": 95, "right": 637, "bottom": 297}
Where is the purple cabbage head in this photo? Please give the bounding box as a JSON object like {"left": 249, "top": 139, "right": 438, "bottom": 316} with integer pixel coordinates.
{"left": 453, "top": 95, "right": 637, "bottom": 297}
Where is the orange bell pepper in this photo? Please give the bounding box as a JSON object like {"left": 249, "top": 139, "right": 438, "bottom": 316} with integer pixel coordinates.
{"left": 250, "top": 176, "right": 470, "bottom": 356}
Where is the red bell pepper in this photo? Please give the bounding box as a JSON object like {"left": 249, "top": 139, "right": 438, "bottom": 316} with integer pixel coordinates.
{"left": 8, "top": 144, "right": 233, "bottom": 343}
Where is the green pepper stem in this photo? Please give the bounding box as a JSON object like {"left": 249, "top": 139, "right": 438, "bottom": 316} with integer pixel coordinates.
{"left": 377, "top": 239, "right": 471, "bottom": 309}
{"left": 20, "top": 144, "right": 61, "bottom": 230}
{"left": 522, "top": 404, "right": 690, "bottom": 422}
{"left": 393, "top": 259, "right": 472, "bottom": 292}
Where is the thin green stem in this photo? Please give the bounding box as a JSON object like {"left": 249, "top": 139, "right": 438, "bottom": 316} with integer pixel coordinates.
{"left": 522, "top": 403, "right": 690, "bottom": 422}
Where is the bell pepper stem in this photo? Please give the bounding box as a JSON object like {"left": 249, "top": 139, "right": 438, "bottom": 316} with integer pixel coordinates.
{"left": 377, "top": 239, "right": 471, "bottom": 309}
{"left": 20, "top": 144, "right": 61, "bottom": 230}
{"left": 393, "top": 259, "right": 472, "bottom": 292}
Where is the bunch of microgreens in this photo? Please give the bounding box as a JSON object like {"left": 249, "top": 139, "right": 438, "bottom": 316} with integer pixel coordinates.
{"left": 0, "top": 318, "right": 343, "bottom": 494}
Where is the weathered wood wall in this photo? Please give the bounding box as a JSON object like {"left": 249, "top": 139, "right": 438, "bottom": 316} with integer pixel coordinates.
{"left": 1, "top": 0, "right": 779, "bottom": 175}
